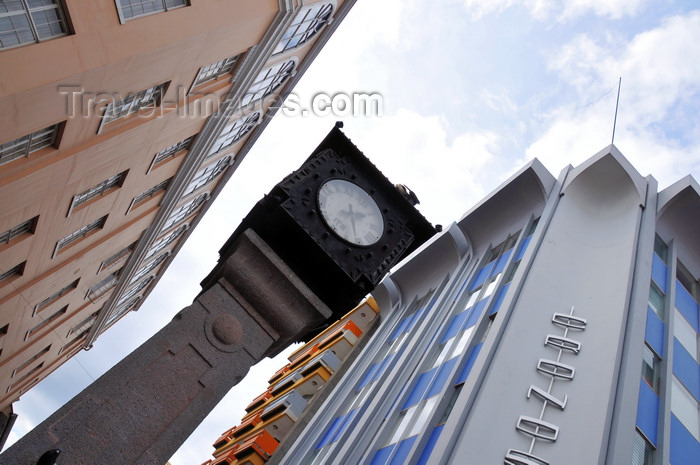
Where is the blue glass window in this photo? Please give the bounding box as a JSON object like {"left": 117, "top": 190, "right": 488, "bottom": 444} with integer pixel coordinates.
{"left": 469, "top": 261, "right": 495, "bottom": 291}
{"left": 402, "top": 367, "right": 437, "bottom": 410}
{"left": 440, "top": 310, "right": 469, "bottom": 343}
{"left": 675, "top": 281, "right": 699, "bottom": 331}
{"left": 370, "top": 443, "right": 395, "bottom": 465}
{"left": 389, "top": 435, "right": 418, "bottom": 465}
{"left": 490, "top": 282, "right": 511, "bottom": 316}
{"left": 457, "top": 343, "right": 483, "bottom": 384}
{"left": 426, "top": 357, "right": 458, "bottom": 398}
{"left": 417, "top": 424, "right": 444, "bottom": 465}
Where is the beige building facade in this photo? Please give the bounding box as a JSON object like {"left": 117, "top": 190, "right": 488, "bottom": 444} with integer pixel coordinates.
{"left": 0, "top": 0, "right": 353, "bottom": 440}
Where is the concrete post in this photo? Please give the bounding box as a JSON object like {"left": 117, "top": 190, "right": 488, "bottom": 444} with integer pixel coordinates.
{"left": 0, "top": 230, "right": 332, "bottom": 465}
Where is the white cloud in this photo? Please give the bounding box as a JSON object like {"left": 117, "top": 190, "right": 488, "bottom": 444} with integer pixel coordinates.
{"left": 560, "top": 0, "right": 648, "bottom": 20}
{"left": 462, "top": 0, "right": 646, "bottom": 21}
{"left": 524, "top": 11, "right": 700, "bottom": 187}
{"left": 345, "top": 109, "right": 500, "bottom": 226}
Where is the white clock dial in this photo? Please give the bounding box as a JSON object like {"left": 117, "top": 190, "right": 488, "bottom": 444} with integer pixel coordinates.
{"left": 318, "top": 179, "right": 384, "bottom": 246}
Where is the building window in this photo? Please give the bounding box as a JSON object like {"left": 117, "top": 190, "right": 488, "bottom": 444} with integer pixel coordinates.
{"left": 207, "top": 113, "right": 259, "bottom": 157}
{"left": 1, "top": 216, "right": 38, "bottom": 246}
{"left": 150, "top": 136, "right": 194, "bottom": 171}
{"left": 0, "top": 0, "right": 70, "bottom": 50}
{"left": 100, "top": 241, "right": 136, "bottom": 272}
{"left": 115, "top": 0, "right": 188, "bottom": 23}
{"left": 99, "top": 82, "right": 168, "bottom": 131}
{"left": 676, "top": 262, "right": 697, "bottom": 299}
{"left": 26, "top": 304, "right": 67, "bottom": 340}
{"left": 671, "top": 376, "right": 700, "bottom": 441}
{"left": 0, "top": 122, "right": 62, "bottom": 166}
{"left": 117, "top": 275, "right": 153, "bottom": 307}
{"left": 162, "top": 193, "right": 208, "bottom": 231}
{"left": 12, "top": 345, "right": 50, "bottom": 377}
{"left": 130, "top": 177, "right": 171, "bottom": 210}
{"left": 59, "top": 328, "right": 89, "bottom": 355}
{"left": 67, "top": 312, "right": 98, "bottom": 337}
{"left": 105, "top": 296, "right": 141, "bottom": 327}
{"left": 0, "top": 261, "right": 25, "bottom": 286}
{"left": 648, "top": 283, "right": 665, "bottom": 320}
{"left": 653, "top": 235, "right": 667, "bottom": 263}
{"left": 674, "top": 308, "right": 698, "bottom": 362}
{"left": 130, "top": 251, "right": 169, "bottom": 285}
{"left": 146, "top": 224, "right": 187, "bottom": 258}
{"left": 86, "top": 271, "right": 121, "bottom": 303}
{"left": 6, "top": 361, "right": 44, "bottom": 394}
{"left": 641, "top": 344, "right": 661, "bottom": 394}
{"left": 54, "top": 216, "right": 107, "bottom": 257}
{"left": 34, "top": 279, "right": 79, "bottom": 315}
{"left": 185, "top": 156, "right": 231, "bottom": 196}
{"left": 68, "top": 171, "right": 128, "bottom": 214}
{"left": 241, "top": 60, "right": 295, "bottom": 107}
{"left": 273, "top": 4, "right": 333, "bottom": 55}
{"left": 191, "top": 54, "right": 242, "bottom": 89}
{"left": 631, "top": 429, "right": 654, "bottom": 465}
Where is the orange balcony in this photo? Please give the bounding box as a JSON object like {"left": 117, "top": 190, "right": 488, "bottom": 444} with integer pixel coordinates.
{"left": 231, "top": 412, "right": 263, "bottom": 440}
{"left": 287, "top": 298, "right": 379, "bottom": 361}
{"left": 233, "top": 430, "right": 279, "bottom": 465}
{"left": 287, "top": 345, "right": 320, "bottom": 370}
{"left": 204, "top": 445, "right": 239, "bottom": 465}
{"left": 213, "top": 426, "right": 237, "bottom": 449}
{"left": 245, "top": 389, "right": 274, "bottom": 414}
{"left": 267, "top": 364, "right": 291, "bottom": 385}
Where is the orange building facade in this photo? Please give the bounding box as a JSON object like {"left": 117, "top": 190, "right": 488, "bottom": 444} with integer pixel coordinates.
{"left": 0, "top": 0, "right": 353, "bottom": 439}
{"left": 202, "top": 298, "right": 379, "bottom": 465}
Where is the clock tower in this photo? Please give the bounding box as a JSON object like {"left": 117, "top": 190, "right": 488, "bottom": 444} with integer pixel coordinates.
{"left": 203, "top": 123, "right": 436, "bottom": 335}
{"left": 1, "top": 124, "right": 436, "bottom": 465}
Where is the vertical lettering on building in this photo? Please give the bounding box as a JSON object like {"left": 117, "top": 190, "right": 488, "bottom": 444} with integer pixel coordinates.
{"left": 504, "top": 307, "right": 587, "bottom": 465}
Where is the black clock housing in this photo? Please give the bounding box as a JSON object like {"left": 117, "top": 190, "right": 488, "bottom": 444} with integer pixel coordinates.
{"left": 205, "top": 125, "right": 436, "bottom": 338}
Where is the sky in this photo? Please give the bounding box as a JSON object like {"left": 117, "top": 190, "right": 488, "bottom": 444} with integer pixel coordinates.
{"left": 5, "top": 1, "right": 700, "bottom": 463}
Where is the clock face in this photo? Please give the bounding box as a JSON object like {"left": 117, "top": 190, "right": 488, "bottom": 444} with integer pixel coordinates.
{"left": 318, "top": 179, "right": 384, "bottom": 246}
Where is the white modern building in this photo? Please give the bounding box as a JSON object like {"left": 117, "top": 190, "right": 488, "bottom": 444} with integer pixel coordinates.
{"left": 270, "top": 145, "right": 699, "bottom": 465}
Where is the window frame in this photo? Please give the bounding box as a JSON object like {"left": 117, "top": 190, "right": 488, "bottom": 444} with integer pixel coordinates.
{"left": 241, "top": 60, "right": 296, "bottom": 107}
{"left": 0, "top": 0, "right": 71, "bottom": 50}
{"left": 0, "top": 216, "right": 38, "bottom": 248}
{"left": 105, "top": 296, "right": 142, "bottom": 328}
{"left": 128, "top": 177, "right": 172, "bottom": 212}
{"left": 641, "top": 343, "right": 661, "bottom": 394}
{"left": 207, "top": 113, "right": 260, "bottom": 158}
{"left": 53, "top": 215, "right": 108, "bottom": 258}
{"left": 99, "top": 241, "right": 137, "bottom": 273}
{"left": 0, "top": 261, "right": 26, "bottom": 286}
{"left": 116, "top": 274, "right": 154, "bottom": 308}
{"left": 146, "top": 223, "right": 188, "bottom": 259}
{"left": 86, "top": 270, "right": 121, "bottom": 303}
{"left": 184, "top": 156, "right": 231, "bottom": 196}
{"left": 148, "top": 136, "right": 194, "bottom": 173}
{"left": 130, "top": 250, "right": 170, "bottom": 286}
{"left": 162, "top": 192, "right": 209, "bottom": 231}
{"left": 12, "top": 345, "right": 51, "bottom": 378}
{"left": 0, "top": 122, "right": 63, "bottom": 166}
{"left": 114, "top": 0, "right": 189, "bottom": 24}
{"left": 33, "top": 279, "right": 79, "bottom": 316}
{"left": 25, "top": 304, "right": 68, "bottom": 341}
{"left": 272, "top": 3, "right": 334, "bottom": 56}
{"left": 67, "top": 311, "right": 99, "bottom": 338}
{"left": 97, "top": 82, "right": 169, "bottom": 134}
{"left": 189, "top": 53, "right": 243, "bottom": 93}
{"left": 67, "top": 170, "right": 128, "bottom": 216}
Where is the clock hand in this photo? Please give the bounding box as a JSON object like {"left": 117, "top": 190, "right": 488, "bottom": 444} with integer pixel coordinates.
{"left": 348, "top": 204, "right": 357, "bottom": 235}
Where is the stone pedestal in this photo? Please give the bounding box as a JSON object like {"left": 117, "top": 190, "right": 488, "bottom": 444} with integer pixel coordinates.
{"left": 0, "top": 230, "right": 331, "bottom": 465}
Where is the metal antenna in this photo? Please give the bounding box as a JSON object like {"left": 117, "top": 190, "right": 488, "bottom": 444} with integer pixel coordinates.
{"left": 611, "top": 77, "right": 622, "bottom": 145}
